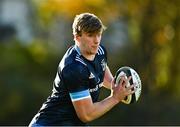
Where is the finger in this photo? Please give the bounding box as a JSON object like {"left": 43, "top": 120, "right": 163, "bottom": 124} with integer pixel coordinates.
{"left": 124, "top": 76, "right": 131, "bottom": 84}
{"left": 127, "top": 76, "right": 132, "bottom": 81}
{"left": 125, "top": 88, "right": 136, "bottom": 96}
{"left": 122, "top": 76, "right": 130, "bottom": 88}
{"left": 126, "top": 84, "right": 135, "bottom": 91}
{"left": 119, "top": 76, "right": 126, "bottom": 87}
{"left": 128, "top": 89, "right": 136, "bottom": 95}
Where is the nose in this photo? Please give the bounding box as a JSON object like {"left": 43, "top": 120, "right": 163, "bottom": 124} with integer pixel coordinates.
{"left": 94, "top": 35, "right": 101, "bottom": 44}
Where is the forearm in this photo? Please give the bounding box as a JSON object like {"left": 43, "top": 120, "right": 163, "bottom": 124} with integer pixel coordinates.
{"left": 74, "top": 95, "right": 119, "bottom": 123}
{"left": 89, "top": 95, "right": 119, "bottom": 121}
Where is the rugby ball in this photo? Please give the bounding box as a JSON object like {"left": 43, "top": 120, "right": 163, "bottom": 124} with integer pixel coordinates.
{"left": 114, "top": 66, "right": 142, "bottom": 104}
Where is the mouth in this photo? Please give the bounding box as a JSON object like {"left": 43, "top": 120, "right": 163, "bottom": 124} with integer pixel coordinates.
{"left": 92, "top": 45, "right": 99, "bottom": 49}
{"left": 92, "top": 46, "right": 99, "bottom": 52}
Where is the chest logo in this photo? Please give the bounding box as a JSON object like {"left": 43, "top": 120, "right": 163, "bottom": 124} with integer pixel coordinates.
{"left": 89, "top": 72, "right": 95, "bottom": 79}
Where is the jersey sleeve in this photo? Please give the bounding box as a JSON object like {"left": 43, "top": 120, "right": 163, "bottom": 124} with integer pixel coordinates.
{"left": 62, "top": 63, "right": 91, "bottom": 101}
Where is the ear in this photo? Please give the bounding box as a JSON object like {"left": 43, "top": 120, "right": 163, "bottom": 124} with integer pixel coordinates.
{"left": 74, "top": 34, "right": 81, "bottom": 42}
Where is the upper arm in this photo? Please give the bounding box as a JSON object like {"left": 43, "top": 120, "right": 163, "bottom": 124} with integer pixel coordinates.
{"left": 62, "top": 64, "right": 94, "bottom": 122}
{"left": 103, "top": 66, "right": 113, "bottom": 89}
{"left": 70, "top": 90, "right": 94, "bottom": 123}
{"left": 99, "top": 45, "right": 113, "bottom": 89}
{"left": 63, "top": 64, "right": 89, "bottom": 92}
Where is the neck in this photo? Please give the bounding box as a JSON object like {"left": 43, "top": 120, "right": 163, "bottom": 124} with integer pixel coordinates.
{"left": 80, "top": 47, "right": 95, "bottom": 61}
{"left": 75, "top": 44, "right": 95, "bottom": 61}
{"left": 83, "top": 54, "right": 95, "bottom": 61}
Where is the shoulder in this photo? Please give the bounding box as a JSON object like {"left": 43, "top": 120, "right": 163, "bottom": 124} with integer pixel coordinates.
{"left": 97, "top": 44, "right": 107, "bottom": 56}
{"left": 59, "top": 45, "right": 86, "bottom": 69}
{"left": 62, "top": 61, "right": 89, "bottom": 81}
{"left": 97, "top": 45, "right": 107, "bottom": 62}
{"left": 59, "top": 45, "right": 90, "bottom": 76}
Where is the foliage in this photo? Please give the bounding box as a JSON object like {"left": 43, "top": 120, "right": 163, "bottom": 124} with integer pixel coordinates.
{"left": 0, "top": 0, "right": 180, "bottom": 125}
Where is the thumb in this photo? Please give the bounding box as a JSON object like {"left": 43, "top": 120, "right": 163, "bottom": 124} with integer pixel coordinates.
{"left": 111, "top": 78, "right": 116, "bottom": 89}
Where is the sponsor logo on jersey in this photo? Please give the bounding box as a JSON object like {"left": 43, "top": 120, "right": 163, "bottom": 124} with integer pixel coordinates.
{"left": 101, "top": 59, "right": 106, "bottom": 71}
{"left": 89, "top": 83, "right": 103, "bottom": 93}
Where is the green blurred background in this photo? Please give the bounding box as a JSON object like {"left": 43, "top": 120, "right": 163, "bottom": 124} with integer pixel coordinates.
{"left": 0, "top": 0, "right": 179, "bottom": 125}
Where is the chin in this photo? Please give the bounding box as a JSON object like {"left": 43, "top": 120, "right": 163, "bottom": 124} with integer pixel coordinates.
{"left": 89, "top": 51, "right": 97, "bottom": 55}
{"left": 92, "top": 50, "right": 98, "bottom": 54}
{"left": 89, "top": 48, "right": 98, "bottom": 55}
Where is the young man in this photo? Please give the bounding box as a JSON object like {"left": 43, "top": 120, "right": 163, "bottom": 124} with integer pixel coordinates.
{"left": 29, "top": 13, "right": 135, "bottom": 126}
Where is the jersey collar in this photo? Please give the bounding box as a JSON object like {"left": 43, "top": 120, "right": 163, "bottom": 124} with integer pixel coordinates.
{"left": 75, "top": 45, "right": 82, "bottom": 56}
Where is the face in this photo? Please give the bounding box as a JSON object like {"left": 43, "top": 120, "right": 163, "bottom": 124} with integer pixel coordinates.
{"left": 76, "top": 32, "right": 102, "bottom": 58}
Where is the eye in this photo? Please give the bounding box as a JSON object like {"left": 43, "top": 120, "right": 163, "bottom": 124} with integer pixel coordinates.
{"left": 97, "top": 33, "right": 101, "bottom": 37}
{"left": 87, "top": 33, "right": 93, "bottom": 37}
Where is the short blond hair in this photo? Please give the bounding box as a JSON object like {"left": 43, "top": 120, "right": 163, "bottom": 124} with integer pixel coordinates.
{"left": 72, "top": 13, "right": 106, "bottom": 36}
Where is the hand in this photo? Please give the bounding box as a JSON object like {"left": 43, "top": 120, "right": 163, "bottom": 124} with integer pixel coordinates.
{"left": 111, "top": 75, "right": 136, "bottom": 103}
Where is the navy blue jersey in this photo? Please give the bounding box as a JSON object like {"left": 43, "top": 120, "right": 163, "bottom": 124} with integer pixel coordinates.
{"left": 29, "top": 44, "right": 107, "bottom": 126}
